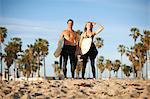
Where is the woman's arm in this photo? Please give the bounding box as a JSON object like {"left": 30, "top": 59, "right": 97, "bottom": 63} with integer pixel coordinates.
{"left": 93, "top": 22, "right": 104, "bottom": 35}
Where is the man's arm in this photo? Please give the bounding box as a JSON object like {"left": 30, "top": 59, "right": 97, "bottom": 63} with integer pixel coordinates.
{"left": 75, "top": 32, "right": 79, "bottom": 46}
{"left": 58, "top": 31, "right": 64, "bottom": 46}
{"left": 60, "top": 32, "right": 64, "bottom": 40}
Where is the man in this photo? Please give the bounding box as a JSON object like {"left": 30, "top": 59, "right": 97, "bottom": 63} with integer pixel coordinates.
{"left": 58, "top": 19, "right": 77, "bottom": 78}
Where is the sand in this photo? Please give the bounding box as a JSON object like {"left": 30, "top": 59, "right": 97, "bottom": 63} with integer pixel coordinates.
{"left": 0, "top": 79, "right": 150, "bottom": 99}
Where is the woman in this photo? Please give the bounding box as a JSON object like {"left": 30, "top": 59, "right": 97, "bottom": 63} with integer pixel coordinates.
{"left": 79, "top": 22, "right": 104, "bottom": 79}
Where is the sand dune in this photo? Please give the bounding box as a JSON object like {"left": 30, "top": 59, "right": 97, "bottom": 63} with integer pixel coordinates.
{"left": 0, "top": 79, "right": 150, "bottom": 99}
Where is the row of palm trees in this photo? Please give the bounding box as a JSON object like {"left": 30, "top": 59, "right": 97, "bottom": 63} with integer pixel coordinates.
{"left": 17, "top": 38, "right": 49, "bottom": 80}
{"left": 1, "top": 26, "right": 149, "bottom": 80}
{"left": 97, "top": 56, "right": 133, "bottom": 79}
{"left": 0, "top": 27, "right": 49, "bottom": 80}
{"left": 96, "top": 28, "right": 149, "bottom": 79}
{"left": 102, "top": 28, "right": 149, "bottom": 79}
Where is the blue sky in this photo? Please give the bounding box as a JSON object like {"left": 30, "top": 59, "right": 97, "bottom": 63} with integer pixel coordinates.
{"left": 0, "top": 0, "right": 149, "bottom": 78}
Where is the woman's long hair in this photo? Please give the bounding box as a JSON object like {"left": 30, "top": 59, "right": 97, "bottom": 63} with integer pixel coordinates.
{"left": 84, "top": 22, "right": 93, "bottom": 32}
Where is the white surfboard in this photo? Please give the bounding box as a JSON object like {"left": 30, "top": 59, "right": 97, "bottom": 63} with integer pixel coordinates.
{"left": 81, "top": 37, "right": 92, "bottom": 55}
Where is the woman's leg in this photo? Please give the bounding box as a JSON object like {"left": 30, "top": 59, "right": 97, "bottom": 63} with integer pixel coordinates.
{"left": 82, "top": 55, "right": 88, "bottom": 79}
{"left": 90, "top": 57, "right": 96, "bottom": 78}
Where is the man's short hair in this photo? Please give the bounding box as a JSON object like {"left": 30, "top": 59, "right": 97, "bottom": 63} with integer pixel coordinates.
{"left": 67, "top": 19, "right": 73, "bottom": 24}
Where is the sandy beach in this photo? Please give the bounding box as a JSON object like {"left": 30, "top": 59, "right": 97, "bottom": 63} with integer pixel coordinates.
{"left": 0, "top": 79, "right": 150, "bottom": 99}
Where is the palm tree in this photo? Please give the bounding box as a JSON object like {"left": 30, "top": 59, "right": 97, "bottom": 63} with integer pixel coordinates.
{"left": 126, "top": 46, "right": 139, "bottom": 78}
{"left": 0, "top": 27, "right": 7, "bottom": 43}
{"left": 117, "top": 44, "right": 125, "bottom": 78}
{"left": 75, "top": 30, "right": 82, "bottom": 55}
{"left": 11, "top": 38, "right": 22, "bottom": 80}
{"left": 122, "top": 64, "right": 132, "bottom": 78}
{"left": 95, "top": 37, "right": 104, "bottom": 48}
{"left": 16, "top": 57, "right": 23, "bottom": 78}
{"left": 105, "top": 59, "right": 113, "bottom": 79}
{"left": 34, "top": 40, "right": 42, "bottom": 77}
{"left": 126, "top": 43, "right": 147, "bottom": 79}
{"left": 141, "top": 30, "right": 150, "bottom": 79}
{"left": 18, "top": 45, "right": 38, "bottom": 80}
{"left": 34, "top": 38, "right": 49, "bottom": 79}
{"left": 128, "top": 27, "right": 141, "bottom": 79}
{"left": 130, "top": 27, "right": 140, "bottom": 45}
{"left": 74, "top": 30, "right": 83, "bottom": 78}
{"left": 52, "top": 61, "right": 61, "bottom": 79}
{"left": 76, "top": 30, "right": 83, "bottom": 36}
{"left": 18, "top": 49, "right": 31, "bottom": 80}
{"left": 40, "top": 39, "right": 49, "bottom": 79}
{"left": 126, "top": 50, "right": 135, "bottom": 77}
{"left": 112, "top": 59, "right": 121, "bottom": 78}
{"left": 117, "top": 45, "right": 126, "bottom": 62}
{"left": 95, "top": 37, "right": 104, "bottom": 78}
{"left": 133, "top": 43, "right": 147, "bottom": 79}
{"left": 3, "top": 37, "right": 22, "bottom": 80}
{"left": 0, "top": 27, "right": 7, "bottom": 80}
{"left": 97, "top": 56, "right": 105, "bottom": 79}
{"left": 28, "top": 44, "right": 37, "bottom": 79}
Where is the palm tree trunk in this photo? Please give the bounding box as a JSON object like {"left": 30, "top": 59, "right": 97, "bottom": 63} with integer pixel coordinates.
{"left": 44, "top": 56, "right": 46, "bottom": 79}
{"left": 137, "top": 70, "right": 141, "bottom": 79}
{"left": 4, "top": 68, "right": 9, "bottom": 80}
{"left": 121, "top": 55, "right": 123, "bottom": 79}
{"left": 97, "top": 66, "right": 98, "bottom": 79}
{"left": 99, "top": 71, "right": 102, "bottom": 79}
{"left": 132, "top": 41, "right": 136, "bottom": 79}
{"left": 0, "top": 42, "right": 2, "bottom": 80}
{"left": 109, "top": 70, "right": 111, "bottom": 79}
{"left": 37, "top": 56, "right": 40, "bottom": 77}
{"left": 132, "top": 64, "right": 136, "bottom": 79}
{"left": 16, "top": 68, "right": 19, "bottom": 78}
{"left": 14, "top": 61, "right": 16, "bottom": 80}
{"left": 147, "top": 50, "right": 150, "bottom": 79}
{"left": 145, "top": 51, "right": 148, "bottom": 79}
{"left": 4, "top": 68, "right": 6, "bottom": 79}
{"left": 115, "top": 71, "right": 118, "bottom": 78}
{"left": 138, "top": 53, "right": 143, "bottom": 79}
{"left": 31, "top": 62, "right": 33, "bottom": 80}
{"left": 88, "top": 64, "right": 90, "bottom": 78}
{"left": 8, "top": 68, "right": 9, "bottom": 80}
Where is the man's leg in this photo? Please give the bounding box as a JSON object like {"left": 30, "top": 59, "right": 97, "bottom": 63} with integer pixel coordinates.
{"left": 62, "top": 53, "right": 68, "bottom": 78}
{"left": 69, "top": 53, "right": 76, "bottom": 78}
{"left": 59, "top": 54, "right": 63, "bottom": 69}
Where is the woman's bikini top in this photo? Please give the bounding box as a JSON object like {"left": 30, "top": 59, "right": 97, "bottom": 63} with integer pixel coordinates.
{"left": 84, "top": 32, "right": 94, "bottom": 42}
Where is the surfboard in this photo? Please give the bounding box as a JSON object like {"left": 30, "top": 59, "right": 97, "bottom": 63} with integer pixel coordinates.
{"left": 81, "top": 37, "right": 92, "bottom": 55}
{"left": 54, "top": 39, "right": 64, "bottom": 58}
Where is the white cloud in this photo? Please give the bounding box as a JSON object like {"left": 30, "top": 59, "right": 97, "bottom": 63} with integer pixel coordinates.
{"left": 0, "top": 17, "right": 65, "bottom": 40}
{"left": 1, "top": 17, "right": 59, "bottom": 31}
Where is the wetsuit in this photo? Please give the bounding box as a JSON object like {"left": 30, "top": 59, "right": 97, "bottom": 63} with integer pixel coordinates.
{"left": 61, "top": 38, "right": 76, "bottom": 78}
{"left": 81, "top": 35, "right": 98, "bottom": 79}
